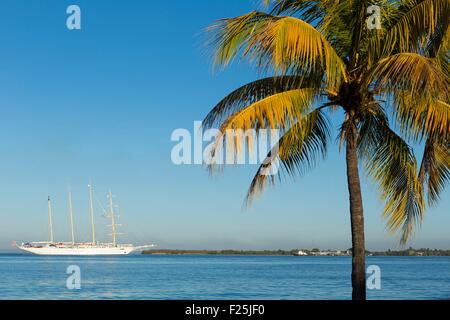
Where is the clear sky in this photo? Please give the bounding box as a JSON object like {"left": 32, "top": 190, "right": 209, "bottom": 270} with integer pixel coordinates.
{"left": 0, "top": 0, "right": 448, "bottom": 251}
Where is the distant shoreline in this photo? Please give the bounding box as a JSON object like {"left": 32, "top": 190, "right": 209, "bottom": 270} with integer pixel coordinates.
{"left": 141, "top": 248, "right": 450, "bottom": 257}
{"left": 1, "top": 248, "right": 449, "bottom": 257}
{"left": 142, "top": 249, "right": 300, "bottom": 256}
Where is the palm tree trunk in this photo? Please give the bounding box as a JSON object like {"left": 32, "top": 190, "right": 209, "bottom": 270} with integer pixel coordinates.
{"left": 345, "top": 134, "right": 366, "bottom": 300}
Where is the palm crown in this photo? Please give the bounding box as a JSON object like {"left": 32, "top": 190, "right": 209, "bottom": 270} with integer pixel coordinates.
{"left": 204, "top": 0, "right": 449, "bottom": 244}
{"left": 203, "top": 0, "right": 449, "bottom": 299}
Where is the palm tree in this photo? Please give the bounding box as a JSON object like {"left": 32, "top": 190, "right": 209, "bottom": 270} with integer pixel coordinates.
{"left": 203, "top": 0, "right": 449, "bottom": 300}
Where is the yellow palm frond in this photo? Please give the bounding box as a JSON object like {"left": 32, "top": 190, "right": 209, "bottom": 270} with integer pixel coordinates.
{"left": 218, "top": 88, "right": 315, "bottom": 132}
{"left": 207, "top": 88, "right": 317, "bottom": 171}
{"left": 208, "top": 11, "right": 347, "bottom": 89}
{"left": 203, "top": 75, "right": 319, "bottom": 128}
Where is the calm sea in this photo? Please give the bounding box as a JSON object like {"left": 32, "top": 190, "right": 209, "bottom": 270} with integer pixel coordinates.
{"left": 0, "top": 254, "right": 449, "bottom": 300}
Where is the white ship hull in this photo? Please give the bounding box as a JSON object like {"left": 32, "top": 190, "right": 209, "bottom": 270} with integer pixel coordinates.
{"left": 17, "top": 244, "right": 155, "bottom": 256}
{"left": 18, "top": 245, "right": 135, "bottom": 256}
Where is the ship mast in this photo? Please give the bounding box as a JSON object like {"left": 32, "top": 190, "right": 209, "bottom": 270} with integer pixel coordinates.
{"left": 107, "top": 190, "right": 120, "bottom": 247}
{"left": 47, "top": 196, "right": 54, "bottom": 243}
{"left": 68, "top": 188, "right": 75, "bottom": 245}
{"left": 88, "top": 183, "right": 96, "bottom": 245}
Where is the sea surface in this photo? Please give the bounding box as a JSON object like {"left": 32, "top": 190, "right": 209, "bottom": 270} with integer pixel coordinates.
{"left": 0, "top": 254, "right": 449, "bottom": 300}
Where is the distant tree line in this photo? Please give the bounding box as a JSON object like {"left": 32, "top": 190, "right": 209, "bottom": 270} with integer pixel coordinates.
{"left": 141, "top": 249, "right": 298, "bottom": 255}
{"left": 369, "top": 247, "right": 450, "bottom": 256}
{"left": 142, "top": 248, "right": 450, "bottom": 256}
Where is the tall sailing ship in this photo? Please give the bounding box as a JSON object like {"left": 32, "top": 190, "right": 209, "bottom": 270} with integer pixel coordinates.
{"left": 17, "top": 184, "right": 155, "bottom": 255}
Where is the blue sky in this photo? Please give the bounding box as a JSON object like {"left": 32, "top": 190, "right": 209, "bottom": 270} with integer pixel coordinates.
{"left": 0, "top": 0, "right": 448, "bottom": 251}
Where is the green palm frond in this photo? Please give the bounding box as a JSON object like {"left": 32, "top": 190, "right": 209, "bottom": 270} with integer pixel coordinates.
{"left": 425, "top": 12, "right": 449, "bottom": 57}
{"left": 394, "top": 95, "right": 450, "bottom": 140}
{"left": 436, "top": 48, "right": 449, "bottom": 78}
{"left": 419, "top": 135, "right": 450, "bottom": 205}
{"left": 358, "top": 109, "right": 425, "bottom": 244}
{"left": 269, "top": 0, "right": 327, "bottom": 22}
{"left": 245, "top": 108, "right": 330, "bottom": 205}
{"left": 370, "top": 53, "right": 448, "bottom": 98}
{"left": 269, "top": 0, "right": 378, "bottom": 61}
{"left": 379, "top": 0, "right": 450, "bottom": 57}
